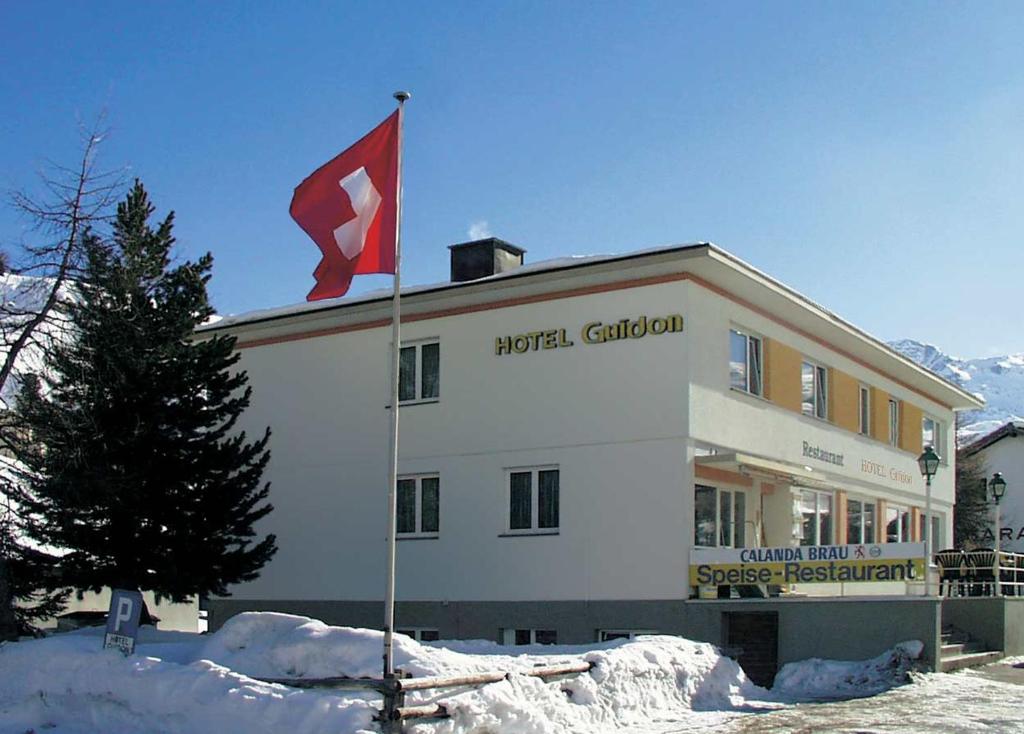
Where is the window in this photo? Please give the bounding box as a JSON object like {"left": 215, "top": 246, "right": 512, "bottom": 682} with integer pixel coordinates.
{"left": 859, "top": 386, "right": 871, "bottom": 436}
{"left": 888, "top": 399, "right": 900, "bottom": 447}
{"left": 801, "top": 361, "right": 828, "bottom": 419}
{"left": 502, "top": 628, "right": 557, "bottom": 645}
{"left": 694, "top": 485, "right": 746, "bottom": 547}
{"left": 922, "top": 416, "right": 942, "bottom": 456}
{"left": 396, "top": 475, "right": 439, "bottom": 537}
{"left": 729, "top": 329, "right": 763, "bottom": 396}
{"left": 508, "top": 468, "right": 559, "bottom": 533}
{"left": 886, "top": 505, "right": 910, "bottom": 543}
{"left": 397, "top": 628, "right": 440, "bottom": 642}
{"left": 798, "top": 489, "right": 833, "bottom": 546}
{"left": 598, "top": 630, "right": 657, "bottom": 642}
{"left": 846, "top": 498, "right": 876, "bottom": 544}
{"left": 399, "top": 340, "right": 439, "bottom": 403}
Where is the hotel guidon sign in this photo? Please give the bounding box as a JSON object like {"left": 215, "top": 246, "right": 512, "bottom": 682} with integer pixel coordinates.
{"left": 689, "top": 542, "right": 926, "bottom": 586}
{"left": 494, "top": 314, "right": 683, "bottom": 356}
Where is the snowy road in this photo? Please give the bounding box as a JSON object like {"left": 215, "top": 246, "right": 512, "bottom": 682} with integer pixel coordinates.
{"left": 687, "top": 664, "right": 1024, "bottom": 734}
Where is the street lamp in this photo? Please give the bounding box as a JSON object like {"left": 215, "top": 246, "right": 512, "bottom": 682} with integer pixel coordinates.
{"left": 990, "top": 472, "right": 1007, "bottom": 596}
{"left": 917, "top": 445, "right": 941, "bottom": 596}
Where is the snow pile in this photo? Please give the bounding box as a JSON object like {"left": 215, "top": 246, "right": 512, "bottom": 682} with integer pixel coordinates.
{"left": 0, "top": 612, "right": 769, "bottom": 734}
{"left": 772, "top": 639, "right": 924, "bottom": 701}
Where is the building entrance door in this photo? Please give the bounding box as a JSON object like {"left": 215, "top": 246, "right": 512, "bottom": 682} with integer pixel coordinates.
{"left": 724, "top": 611, "right": 779, "bottom": 687}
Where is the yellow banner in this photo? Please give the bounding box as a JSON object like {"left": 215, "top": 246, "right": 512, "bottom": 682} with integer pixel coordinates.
{"left": 689, "top": 557, "right": 926, "bottom": 586}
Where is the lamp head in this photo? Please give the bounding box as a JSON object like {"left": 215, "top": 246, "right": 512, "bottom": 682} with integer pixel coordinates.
{"left": 917, "top": 445, "right": 940, "bottom": 479}
{"left": 990, "top": 472, "right": 1007, "bottom": 503}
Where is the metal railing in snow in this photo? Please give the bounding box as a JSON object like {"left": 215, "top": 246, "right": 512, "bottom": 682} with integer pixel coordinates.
{"left": 255, "top": 659, "right": 595, "bottom": 734}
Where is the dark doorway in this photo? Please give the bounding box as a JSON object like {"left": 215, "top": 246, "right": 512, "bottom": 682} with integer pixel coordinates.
{"left": 724, "top": 611, "right": 779, "bottom": 688}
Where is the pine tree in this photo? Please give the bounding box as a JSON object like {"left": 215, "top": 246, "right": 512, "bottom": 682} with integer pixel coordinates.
{"left": 0, "top": 126, "right": 120, "bottom": 637}
{"left": 13, "top": 181, "right": 276, "bottom": 608}
{"left": 954, "top": 418, "right": 991, "bottom": 548}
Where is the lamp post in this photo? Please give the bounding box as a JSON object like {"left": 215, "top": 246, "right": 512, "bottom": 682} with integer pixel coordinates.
{"left": 917, "top": 445, "right": 940, "bottom": 596}
{"left": 990, "top": 472, "right": 1007, "bottom": 596}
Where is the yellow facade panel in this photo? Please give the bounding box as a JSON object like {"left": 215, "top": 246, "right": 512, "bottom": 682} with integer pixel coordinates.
{"left": 870, "top": 388, "right": 890, "bottom": 442}
{"left": 764, "top": 339, "right": 802, "bottom": 412}
{"left": 900, "top": 401, "right": 923, "bottom": 455}
{"left": 830, "top": 369, "right": 860, "bottom": 433}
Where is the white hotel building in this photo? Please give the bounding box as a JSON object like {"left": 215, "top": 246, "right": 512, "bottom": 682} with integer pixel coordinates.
{"left": 202, "top": 240, "right": 982, "bottom": 675}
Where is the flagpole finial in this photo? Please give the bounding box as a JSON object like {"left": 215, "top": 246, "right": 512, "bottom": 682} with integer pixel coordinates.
{"left": 393, "top": 91, "right": 411, "bottom": 103}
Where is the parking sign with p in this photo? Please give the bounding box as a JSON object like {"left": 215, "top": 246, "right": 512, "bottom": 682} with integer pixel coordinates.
{"left": 103, "top": 589, "right": 144, "bottom": 655}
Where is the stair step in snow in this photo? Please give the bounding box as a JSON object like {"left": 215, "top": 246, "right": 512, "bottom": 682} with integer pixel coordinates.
{"left": 940, "top": 651, "right": 1002, "bottom": 673}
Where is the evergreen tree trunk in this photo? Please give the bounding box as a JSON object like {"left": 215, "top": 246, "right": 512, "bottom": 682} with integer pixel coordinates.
{"left": 0, "top": 559, "right": 17, "bottom": 640}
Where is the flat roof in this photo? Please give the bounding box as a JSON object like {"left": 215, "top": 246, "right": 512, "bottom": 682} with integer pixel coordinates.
{"left": 199, "top": 242, "right": 983, "bottom": 411}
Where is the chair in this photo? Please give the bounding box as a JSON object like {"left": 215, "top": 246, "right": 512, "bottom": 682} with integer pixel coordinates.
{"left": 934, "top": 549, "right": 967, "bottom": 597}
{"left": 966, "top": 549, "right": 997, "bottom": 596}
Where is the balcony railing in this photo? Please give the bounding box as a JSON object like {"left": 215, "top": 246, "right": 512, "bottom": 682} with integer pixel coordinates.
{"left": 934, "top": 549, "right": 1024, "bottom": 597}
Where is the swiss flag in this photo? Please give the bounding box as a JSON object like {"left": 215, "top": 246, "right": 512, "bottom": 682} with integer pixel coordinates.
{"left": 290, "top": 111, "right": 400, "bottom": 301}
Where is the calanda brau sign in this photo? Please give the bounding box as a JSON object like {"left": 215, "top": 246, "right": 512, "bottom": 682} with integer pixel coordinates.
{"left": 690, "top": 542, "right": 926, "bottom": 586}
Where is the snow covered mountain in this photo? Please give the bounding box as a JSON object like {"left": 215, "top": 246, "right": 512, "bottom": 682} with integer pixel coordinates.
{"left": 888, "top": 339, "right": 1024, "bottom": 443}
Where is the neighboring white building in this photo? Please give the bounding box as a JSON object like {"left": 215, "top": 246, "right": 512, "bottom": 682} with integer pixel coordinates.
{"left": 199, "top": 240, "right": 981, "bottom": 654}
{"left": 961, "top": 421, "right": 1024, "bottom": 553}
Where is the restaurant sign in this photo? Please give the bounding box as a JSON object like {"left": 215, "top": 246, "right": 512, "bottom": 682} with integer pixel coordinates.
{"left": 689, "top": 542, "right": 925, "bottom": 586}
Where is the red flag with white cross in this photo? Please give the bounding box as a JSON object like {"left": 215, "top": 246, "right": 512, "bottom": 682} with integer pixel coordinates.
{"left": 290, "top": 111, "right": 399, "bottom": 301}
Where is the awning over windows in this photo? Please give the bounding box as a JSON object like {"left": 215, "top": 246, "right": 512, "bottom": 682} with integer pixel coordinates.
{"left": 695, "top": 452, "right": 834, "bottom": 490}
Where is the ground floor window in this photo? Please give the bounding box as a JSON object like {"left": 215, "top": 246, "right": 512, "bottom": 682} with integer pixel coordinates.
{"left": 846, "top": 497, "right": 876, "bottom": 544}
{"left": 919, "top": 513, "right": 943, "bottom": 549}
{"left": 397, "top": 475, "right": 440, "bottom": 536}
{"left": 397, "top": 628, "right": 440, "bottom": 642}
{"left": 508, "top": 467, "right": 559, "bottom": 532}
{"left": 694, "top": 485, "right": 746, "bottom": 547}
{"left": 886, "top": 505, "right": 912, "bottom": 543}
{"left": 598, "top": 629, "right": 658, "bottom": 642}
{"left": 798, "top": 489, "right": 833, "bottom": 546}
{"left": 502, "top": 628, "right": 557, "bottom": 645}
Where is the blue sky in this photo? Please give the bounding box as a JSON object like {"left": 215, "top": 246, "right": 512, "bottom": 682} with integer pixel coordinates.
{"left": 2, "top": 1, "right": 1022, "bottom": 357}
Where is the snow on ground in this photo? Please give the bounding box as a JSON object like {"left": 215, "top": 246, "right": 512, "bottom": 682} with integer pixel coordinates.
{"left": 0, "top": 612, "right": 773, "bottom": 734}
{"left": 771, "top": 640, "right": 924, "bottom": 701}
{"left": 707, "top": 669, "right": 1024, "bottom": 733}
{"left": 5, "top": 612, "right": 1017, "bottom": 734}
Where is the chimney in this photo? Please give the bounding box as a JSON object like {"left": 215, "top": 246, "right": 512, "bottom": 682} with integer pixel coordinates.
{"left": 448, "top": 238, "right": 526, "bottom": 283}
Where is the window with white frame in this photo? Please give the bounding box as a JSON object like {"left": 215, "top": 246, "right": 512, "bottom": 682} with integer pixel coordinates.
{"left": 508, "top": 467, "right": 559, "bottom": 533}
{"left": 846, "top": 497, "right": 876, "bottom": 544}
{"left": 502, "top": 628, "right": 557, "bottom": 645}
{"left": 886, "top": 505, "right": 911, "bottom": 543}
{"left": 798, "top": 489, "right": 833, "bottom": 546}
{"left": 399, "top": 340, "right": 439, "bottom": 403}
{"left": 859, "top": 385, "right": 871, "bottom": 436}
{"left": 729, "top": 329, "right": 763, "bottom": 396}
{"left": 598, "top": 629, "right": 658, "bottom": 642}
{"left": 397, "top": 475, "right": 439, "bottom": 537}
{"left": 922, "top": 415, "right": 942, "bottom": 456}
{"left": 397, "top": 628, "right": 440, "bottom": 642}
{"left": 931, "top": 514, "right": 942, "bottom": 549}
{"left": 694, "top": 485, "right": 746, "bottom": 547}
{"left": 801, "top": 361, "right": 828, "bottom": 419}
{"left": 888, "top": 399, "right": 900, "bottom": 447}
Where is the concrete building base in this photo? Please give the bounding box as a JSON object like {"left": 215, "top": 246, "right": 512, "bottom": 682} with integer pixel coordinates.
{"left": 942, "top": 597, "right": 1024, "bottom": 656}
{"left": 208, "top": 596, "right": 943, "bottom": 673}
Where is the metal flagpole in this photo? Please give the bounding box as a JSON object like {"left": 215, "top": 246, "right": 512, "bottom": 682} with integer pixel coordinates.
{"left": 383, "top": 90, "right": 410, "bottom": 680}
